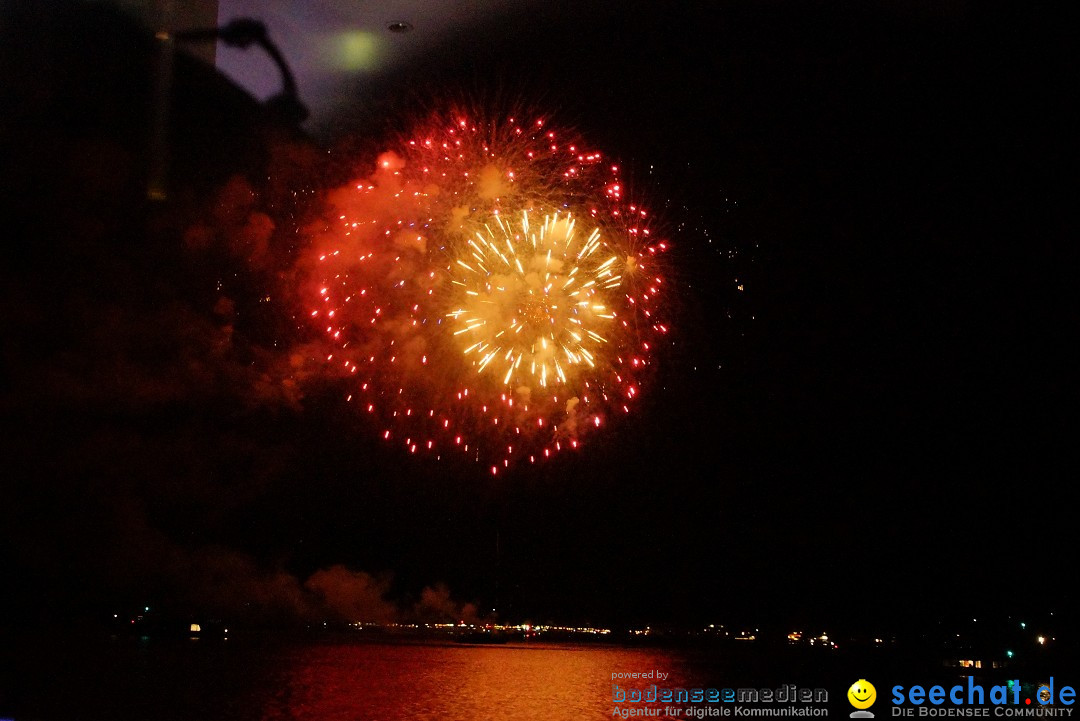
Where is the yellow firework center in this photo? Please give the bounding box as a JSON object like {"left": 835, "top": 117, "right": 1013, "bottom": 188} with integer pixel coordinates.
{"left": 447, "top": 210, "right": 623, "bottom": 390}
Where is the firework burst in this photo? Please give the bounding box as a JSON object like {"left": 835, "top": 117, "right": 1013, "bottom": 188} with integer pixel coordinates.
{"left": 304, "top": 113, "right": 669, "bottom": 474}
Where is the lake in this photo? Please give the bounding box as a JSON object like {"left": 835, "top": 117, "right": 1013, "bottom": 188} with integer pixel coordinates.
{"left": 0, "top": 636, "right": 1008, "bottom": 720}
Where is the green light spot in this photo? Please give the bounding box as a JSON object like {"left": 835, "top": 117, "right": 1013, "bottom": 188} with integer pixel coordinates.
{"left": 330, "top": 31, "right": 380, "bottom": 71}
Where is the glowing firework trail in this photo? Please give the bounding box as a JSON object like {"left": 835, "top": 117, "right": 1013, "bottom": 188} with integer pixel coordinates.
{"left": 305, "top": 114, "right": 669, "bottom": 473}
{"left": 447, "top": 210, "right": 619, "bottom": 390}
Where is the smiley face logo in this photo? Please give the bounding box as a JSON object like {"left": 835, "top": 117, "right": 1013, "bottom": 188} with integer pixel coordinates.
{"left": 848, "top": 679, "right": 877, "bottom": 710}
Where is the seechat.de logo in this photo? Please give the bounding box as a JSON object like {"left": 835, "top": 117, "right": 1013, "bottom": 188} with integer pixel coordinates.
{"left": 849, "top": 679, "right": 878, "bottom": 719}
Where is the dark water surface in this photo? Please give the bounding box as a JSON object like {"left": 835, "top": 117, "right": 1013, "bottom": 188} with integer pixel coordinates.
{"left": 6, "top": 639, "right": 706, "bottom": 720}
{"left": 2, "top": 637, "right": 990, "bottom": 720}
{"left": 260, "top": 642, "right": 694, "bottom": 721}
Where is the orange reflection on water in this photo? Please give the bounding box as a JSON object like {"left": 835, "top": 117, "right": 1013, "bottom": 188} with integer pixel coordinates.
{"left": 260, "top": 642, "right": 692, "bottom": 721}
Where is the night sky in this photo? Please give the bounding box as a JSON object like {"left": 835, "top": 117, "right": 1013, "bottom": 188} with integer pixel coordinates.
{"left": 0, "top": 1, "right": 1071, "bottom": 635}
